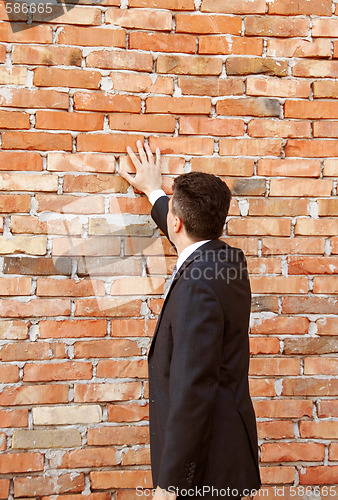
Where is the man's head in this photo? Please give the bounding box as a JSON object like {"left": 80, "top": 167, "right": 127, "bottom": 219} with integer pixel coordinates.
{"left": 167, "top": 171, "right": 232, "bottom": 247}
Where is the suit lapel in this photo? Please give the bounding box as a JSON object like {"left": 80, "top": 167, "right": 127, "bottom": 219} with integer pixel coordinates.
{"left": 147, "top": 238, "right": 225, "bottom": 358}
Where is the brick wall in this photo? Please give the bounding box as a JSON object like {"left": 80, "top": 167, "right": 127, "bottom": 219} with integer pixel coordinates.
{"left": 0, "top": 0, "right": 337, "bottom": 498}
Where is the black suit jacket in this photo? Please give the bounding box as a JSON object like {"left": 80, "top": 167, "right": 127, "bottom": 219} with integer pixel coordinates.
{"left": 148, "top": 196, "right": 262, "bottom": 499}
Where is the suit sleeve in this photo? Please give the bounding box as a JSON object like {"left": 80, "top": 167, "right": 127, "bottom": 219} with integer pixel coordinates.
{"left": 157, "top": 278, "right": 224, "bottom": 491}
{"left": 150, "top": 195, "right": 177, "bottom": 251}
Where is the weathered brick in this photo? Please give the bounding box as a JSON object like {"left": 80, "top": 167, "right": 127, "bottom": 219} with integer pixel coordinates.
{"left": 74, "top": 92, "right": 141, "bottom": 113}
{"left": 318, "top": 400, "right": 338, "bottom": 417}
{"left": 250, "top": 336, "right": 280, "bottom": 354}
{"left": 4, "top": 256, "right": 71, "bottom": 276}
{"left": 0, "top": 364, "right": 19, "bottom": 383}
{"left": 86, "top": 50, "right": 153, "bottom": 72}
{"left": 313, "top": 80, "right": 338, "bottom": 99}
{"left": 257, "top": 159, "right": 320, "bottom": 177}
{"left": 283, "top": 338, "right": 338, "bottom": 355}
{"left": 269, "top": 179, "right": 332, "bottom": 197}
{"left": 251, "top": 316, "right": 309, "bottom": 335}
{"left": 304, "top": 357, "right": 338, "bottom": 376}
{"left": 106, "top": 8, "right": 172, "bottom": 30}
{"left": 36, "top": 194, "right": 105, "bottom": 214}
{"left": 300, "top": 421, "right": 338, "bottom": 439}
{"left": 146, "top": 96, "right": 211, "bottom": 114}
{"left": 33, "top": 405, "right": 102, "bottom": 425}
{"left": 130, "top": 32, "right": 195, "bottom": 53}
{"left": 219, "top": 138, "right": 283, "bottom": 156}
{"left": 199, "top": 36, "right": 263, "bottom": 55}
{"left": 36, "top": 277, "right": 105, "bottom": 296}
{"left": 247, "top": 77, "right": 310, "bottom": 98}
{"left": 313, "top": 276, "right": 338, "bottom": 294}
{"left": 0, "top": 173, "right": 58, "bottom": 192}
{"left": 282, "top": 296, "right": 338, "bottom": 315}
{"left": 12, "top": 429, "right": 81, "bottom": 449}
{"left": 108, "top": 403, "right": 149, "bottom": 422}
{"left": 156, "top": 54, "right": 222, "bottom": 75}
{"left": 250, "top": 357, "right": 300, "bottom": 375}
{"left": 35, "top": 111, "right": 104, "bottom": 132}
{"left": 0, "top": 22, "right": 52, "bottom": 43}
{"left": 52, "top": 236, "right": 120, "bottom": 257}
{"left": 0, "top": 298, "right": 71, "bottom": 318}
{"left": 51, "top": 447, "right": 118, "bottom": 469}
{"left": 74, "top": 382, "right": 142, "bottom": 402}
{"left": 248, "top": 119, "right": 311, "bottom": 138}
{"left": 77, "top": 134, "right": 145, "bottom": 154}
{"left": 316, "top": 317, "right": 338, "bottom": 336}
{"left": 299, "top": 466, "right": 338, "bottom": 485}
{"left": 74, "top": 339, "right": 141, "bottom": 358}
{"left": 261, "top": 443, "right": 325, "bottom": 463}
{"left": 33, "top": 5, "right": 100, "bottom": 24}
{"left": 245, "top": 16, "right": 310, "bottom": 37}
{"left": 23, "top": 361, "right": 93, "bottom": 382}
{"left": 228, "top": 217, "right": 291, "bottom": 236}
{"left": 39, "top": 319, "right": 107, "bottom": 338}
{"left": 14, "top": 474, "right": 84, "bottom": 497}
{"left": 1, "top": 341, "right": 66, "bottom": 362}
{"left": 0, "top": 194, "right": 31, "bottom": 213}
{"left": 0, "top": 409, "right": 28, "bottom": 428}
{"left": 97, "top": 359, "right": 148, "bottom": 379}
{"left": 267, "top": 38, "right": 331, "bottom": 58}
{"left": 111, "top": 72, "right": 173, "bottom": 94}
{"left": 295, "top": 219, "right": 338, "bottom": 236}
{"left": 292, "top": 60, "right": 338, "bottom": 78}
{"left": 314, "top": 121, "right": 338, "bottom": 138}
{"left": 130, "top": 0, "right": 194, "bottom": 7}
{"left": 269, "top": 0, "right": 331, "bottom": 15}
{"left": 75, "top": 297, "right": 142, "bottom": 317}
{"left": 288, "top": 256, "right": 338, "bottom": 275}
{"left": 110, "top": 276, "right": 165, "bottom": 295}
{"left": 149, "top": 136, "right": 214, "bottom": 155}
{"left": 58, "top": 26, "right": 126, "bottom": 47}
{"left": 90, "top": 470, "right": 152, "bottom": 489}
{"left": 313, "top": 18, "right": 338, "bottom": 37}
{"left": 10, "top": 215, "right": 82, "bottom": 236}
{"left": 0, "top": 236, "right": 47, "bottom": 255}
{"left": 176, "top": 14, "right": 241, "bottom": 34}
{"left": 121, "top": 447, "right": 151, "bottom": 466}
{"left": 262, "top": 237, "right": 325, "bottom": 255}
{"left": 0, "top": 385, "right": 68, "bottom": 406}
{"left": 179, "top": 76, "right": 243, "bottom": 96}
{"left": 227, "top": 57, "right": 287, "bottom": 76}
{"left": 285, "top": 100, "right": 338, "bottom": 119}
{"left": 201, "top": 0, "right": 266, "bottom": 14}
{"left": 191, "top": 157, "right": 254, "bottom": 176}
{"left": 216, "top": 97, "right": 280, "bottom": 117}
{"left": 12, "top": 45, "right": 82, "bottom": 66}
{"left": 257, "top": 421, "right": 294, "bottom": 440}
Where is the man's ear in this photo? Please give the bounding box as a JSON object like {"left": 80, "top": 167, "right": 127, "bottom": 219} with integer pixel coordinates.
{"left": 173, "top": 215, "right": 183, "bottom": 234}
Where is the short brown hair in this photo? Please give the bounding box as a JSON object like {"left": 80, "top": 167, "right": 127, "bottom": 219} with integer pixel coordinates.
{"left": 171, "top": 171, "right": 232, "bottom": 240}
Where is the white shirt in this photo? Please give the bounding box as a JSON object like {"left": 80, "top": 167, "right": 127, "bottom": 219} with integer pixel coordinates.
{"left": 148, "top": 189, "right": 211, "bottom": 271}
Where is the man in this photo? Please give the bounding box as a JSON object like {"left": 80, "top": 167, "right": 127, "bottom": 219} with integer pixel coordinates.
{"left": 119, "top": 141, "right": 262, "bottom": 500}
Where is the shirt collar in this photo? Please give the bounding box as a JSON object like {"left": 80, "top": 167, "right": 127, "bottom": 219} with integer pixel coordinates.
{"left": 176, "top": 239, "right": 211, "bottom": 272}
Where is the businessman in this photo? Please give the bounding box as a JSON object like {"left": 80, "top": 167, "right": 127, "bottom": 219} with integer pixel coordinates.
{"left": 119, "top": 141, "right": 262, "bottom": 500}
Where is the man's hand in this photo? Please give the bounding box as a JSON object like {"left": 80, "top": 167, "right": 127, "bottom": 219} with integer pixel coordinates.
{"left": 153, "top": 486, "right": 177, "bottom": 500}
{"left": 119, "top": 140, "right": 162, "bottom": 197}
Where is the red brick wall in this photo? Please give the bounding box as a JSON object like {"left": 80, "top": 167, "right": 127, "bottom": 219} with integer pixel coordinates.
{"left": 0, "top": 0, "right": 337, "bottom": 498}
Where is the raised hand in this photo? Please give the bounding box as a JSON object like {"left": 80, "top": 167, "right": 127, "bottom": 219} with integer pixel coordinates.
{"left": 119, "top": 140, "right": 162, "bottom": 197}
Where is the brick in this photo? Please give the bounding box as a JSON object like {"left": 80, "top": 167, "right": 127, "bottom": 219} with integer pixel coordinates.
{"left": 39, "top": 319, "right": 107, "bottom": 339}
{"left": 14, "top": 474, "right": 84, "bottom": 498}
{"left": 109, "top": 113, "right": 175, "bottom": 133}
{"left": 58, "top": 26, "right": 126, "bottom": 47}
{"left": 295, "top": 219, "right": 338, "bottom": 236}
{"left": 0, "top": 452, "right": 43, "bottom": 473}
{"left": 216, "top": 97, "right": 280, "bottom": 117}
{"left": 300, "top": 421, "right": 338, "bottom": 440}
{"left": 106, "top": 7, "right": 171, "bottom": 30}
{"left": 90, "top": 470, "right": 152, "bottom": 489}
{"left": 288, "top": 373, "right": 338, "bottom": 400}
{"left": 109, "top": 197, "right": 151, "bottom": 215}
{"left": 33, "top": 5, "right": 100, "bottom": 24}
{"left": 292, "top": 60, "right": 338, "bottom": 78}
{"left": 260, "top": 460, "right": 296, "bottom": 481}
{"left": 248, "top": 119, "right": 310, "bottom": 138}
{"left": 316, "top": 317, "right": 338, "bottom": 336}
{"left": 110, "top": 277, "right": 164, "bottom": 295}
{"left": 125, "top": 237, "right": 176, "bottom": 256}
{"left": 0, "top": 277, "right": 31, "bottom": 295}
{"left": 245, "top": 16, "right": 309, "bottom": 37}
{"left": 0, "top": 111, "right": 30, "bottom": 129}
{"left": 111, "top": 319, "right": 151, "bottom": 337}
{"left": 0, "top": 480, "right": 9, "bottom": 500}
{"left": 156, "top": 54, "right": 222, "bottom": 75}
{"left": 33, "top": 405, "right": 102, "bottom": 426}
{"left": 74, "top": 92, "right": 141, "bottom": 113}
{"left": 12, "top": 45, "right": 82, "bottom": 66}
{"left": 191, "top": 157, "right": 254, "bottom": 176}
{"left": 0, "top": 173, "right": 58, "bottom": 191}
{"left": 130, "top": 0, "right": 193, "bottom": 6}
{"left": 23, "top": 361, "right": 93, "bottom": 382}
{"left": 0, "top": 385, "right": 68, "bottom": 406}
{"left": 261, "top": 443, "right": 325, "bottom": 463}
{"left": 0, "top": 320, "right": 28, "bottom": 340}
{"left": 318, "top": 400, "right": 338, "bottom": 417}
{"left": 249, "top": 358, "right": 300, "bottom": 375}
{"left": 4, "top": 256, "right": 71, "bottom": 276}
{"left": 2, "top": 131, "right": 72, "bottom": 151}
{"left": 12, "top": 429, "right": 81, "bottom": 449}
{"left": 262, "top": 237, "right": 325, "bottom": 255}
{"left": 313, "top": 80, "right": 338, "bottom": 99}
{"left": 0, "top": 194, "right": 30, "bottom": 213}
{"left": 63, "top": 175, "right": 127, "bottom": 193}
{"left": 251, "top": 297, "right": 279, "bottom": 314}
{"left": 330, "top": 443, "right": 338, "bottom": 461}
{"left": 0, "top": 298, "right": 71, "bottom": 318}
{"left": 257, "top": 421, "right": 294, "bottom": 440}
{"left": 111, "top": 72, "right": 173, "bottom": 94}
{"left": 77, "top": 134, "right": 145, "bottom": 154}
{"left": 146, "top": 96, "right": 211, "bottom": 114}
{"left": 313, "top": 18, "right": 338, "bottom": 37}
{"left": 257, "top": 159, "right": 320, "bottom": 177}
{"left": 35, "top": 111, "right": 103, "bottom": 131}
{"left": 0, "top": 151, "right": 43, "bottom": 171}
{"left": 283, "top": 337, "right": 338, "bottom": 355}
{"left": 267, "top": 38, "right": 331, "bottom": 58}
{"left": 0, "top": 22, "right": 52, "bottom": 42}
{"left": 130, "top": 32, "right": 195, "bottom": 53}
{"left": 251, "top": 316, "right": 309, "bottom": 335}
{"left": 36, "top": 194, "right": 105, "bottom": 214}
{"left": 0, "top": 434, "right": 5, "bottom": 451}
{"left": 1, "top": 341, "right": 66, "bottom": 362}
{"left": 33, "top": 68, "right": 101, "bottom": 89}
{"left": 282, "top": 296, "right": 338, "bottom": 315}
{"left": 250, "top": 336, "right": 280, "bottom": 354}
{"left": 47, "top": 153, "right": 115, "bottom": 173}
{"left": 332, "top": 237, "right": 338, "bottom": 254}
{"left": 52, "top": 236, "right": 120, "bottom": 257}
{"left": 179, "top": 116, "right": 244, "bottom": 136}
{"left": 97, "top": 359, "right": 148, "bottom": 378}
{"left": 253, "top": 399, "right": 312, "bottom": 418}
{"left": 121, "top": 447, "right": 150, "bottom": 466}
{"left": 36, "top": 278, "right": 105, "bottom": 297}
{"left": 0, "top": 67, "right": 27, "bottom": 85}
{"left": 251, "top": 275, "right": 308, "bottom": 293}
{"left": 304, "top": 357, "right": 338, "bottom": 375}
{"left": 176, "top": 13, "right": 241, "bottom": 34}
{"left": 0, "top": 409, "right": 28, "bottom": 428}
{"left": 246, "top": 76, "right": 310, "bottom": 98}
{"left": 86, "top": 50, "right": 153, "bottom": 72}
{"left": 108, "top": 403, "right": 149, "bottom": 422}
{"left": 249, "top": 379, "right": 276, "bottom": 397}
{"left": 74, "top": 382, "right": 142, "bottom": 402}
{"left": 149, "top": 136, "right": 214, "bottom": 155}
{"left": 75, "top": 298, "right": 142, "bottom": 317}
{"left": 199, "top": 36, "right": 263, "bottom": 55}
{"left": 227, "top": 57, "right": 287, "bottom": 76}
{"left": 219, "top": 138, "right": 282, "bottom": 156}
{"left": 299, "top": 466, "right": 338, "bottom": 485}
{"left": 269, "top": 179, "right": 332, "bottom": 197}
{"left": 288, "top": 256, "right": 338, "bottom": 275}
{"left": 227, "top": 217, "right": 291, "bottom": 236}
{"left": 89, "top": 216, "right": 151, "bottom": 236}
{"left": 285, "top": 100, "right": 338, "bottom": 119}
{"left": 52, "top": 447, "right": 118, "bottom": 469}
{"left": 314, "top": 121, "right": 338, "bottom": 138}
{"left": 0, "top": 236, "right": 47, "bottom": 255}
{"left": 77, "top": 256, "right": 143, "bottom": 277}
{"left": 10, "top": 215, "right": 82, "bottom": 236}
{"left": 74, "top": 339, "right": 141, "bottom": 358}
{"left": 0, "top": 364, "right": 19, "bottom": 383}
{"left": 313, "top": 276, "right": 338, "bottom": 294}
{"left": 88, "top": 425, "right": 149, "bottom": 447}
{"left": 178, "top": 76, "right": 243, "bottom": 96}
{"left": 269, "top": 0, "right": 331, "bottom": 15}
{"left": 334, "top": 41, "right": 338, "bottom": 58}
{"left": 201, "top": 0, "right": 266, "bottom": 14}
